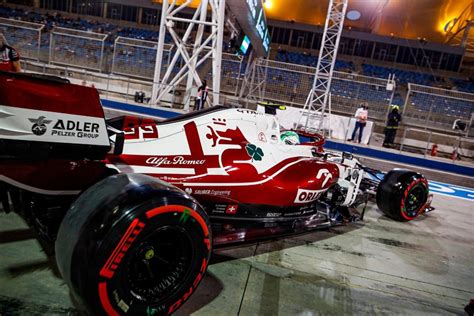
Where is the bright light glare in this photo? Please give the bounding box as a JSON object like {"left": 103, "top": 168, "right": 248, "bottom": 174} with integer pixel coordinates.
{"left": 347, "top": 10, "right": 361, "bottom": 21}
{"left": 264, "top": 0, "right": 273, "bottom": 10}
{"left": 439, "top": 17, "right": 457, "bottom": 33}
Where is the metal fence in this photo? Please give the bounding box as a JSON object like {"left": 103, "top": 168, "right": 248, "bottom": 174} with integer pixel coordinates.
{"left": 112, "top": 37, "right": 173, "bottom": 79}
{"left": 403, "top": 84, "right": 474, "bottom": 132}
{"left": 49, "top": 27, "right": 107, "bottom": 71}
{"left": 242, "top": 58, "right": 395, "bottom": 121}
{"left": 111, "top": 41, "right": 243, "bottom": 99}
{"left": 4, "top": 27, "right": 473, "bottom": 139}
{"left": 399, "top": 127, "right": 474, "bottom": 161}
{"left": 18, "top": 59, "right": 474, "bottom": 161}
{"left": 21, "top": 60, "right": 241, "bottom": 109}
{"left": 216, "top": 53, "right": 244, "bottom": 96}
{"left": 331, "top": 71, "right": 395, "bottom": 120}
{"left": 0, "top": 18, "right": 44, "bottom": 61}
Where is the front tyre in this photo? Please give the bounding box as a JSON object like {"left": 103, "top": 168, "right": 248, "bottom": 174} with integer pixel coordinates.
{"left": 55, "top": 174, "right": 211, "bottom": 315}
{"left": 376, "top": 170, "right": 429, "bottom": 221}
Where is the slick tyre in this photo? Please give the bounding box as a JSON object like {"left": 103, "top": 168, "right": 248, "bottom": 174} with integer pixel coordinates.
{"left": 55, "top": 174, "right": 212, "bottom": 315}
{"left": 376, "top": 170, "right": 429, "bottom": 221}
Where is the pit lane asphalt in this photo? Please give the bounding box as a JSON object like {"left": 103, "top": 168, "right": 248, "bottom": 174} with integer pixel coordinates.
{"left": 0, "top": 184, "right": 472, "bottom": 315}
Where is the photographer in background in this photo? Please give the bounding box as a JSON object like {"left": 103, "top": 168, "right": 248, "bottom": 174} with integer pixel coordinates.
{"left": 195, "top": 80, "right": 209, "bottom": 111}
{"left": 0, "top": 32, "right": 21, "bottom": 72}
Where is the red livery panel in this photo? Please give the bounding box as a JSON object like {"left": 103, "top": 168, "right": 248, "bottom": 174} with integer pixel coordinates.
{"left": 0, "top": 72, "right": 104, "bottom": 118}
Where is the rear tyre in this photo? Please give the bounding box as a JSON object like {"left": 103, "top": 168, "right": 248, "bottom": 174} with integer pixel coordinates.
{"left": 376, "top": 170, "right": 429, "bottom": 221}
{"left": 55, "top": 174, "right": 211, "bottom": 315}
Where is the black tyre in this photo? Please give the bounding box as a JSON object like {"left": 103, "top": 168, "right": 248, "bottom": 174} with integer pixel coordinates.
{"left": 55, "top": 173, "right": 211, "bottom": 315}
{"left": 376, "top": 170, "right": 429, "bottom": 221}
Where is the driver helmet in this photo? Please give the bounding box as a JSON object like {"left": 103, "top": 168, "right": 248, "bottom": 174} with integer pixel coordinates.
{"left": 391, "top": 105, "right": 400, "bottom": 111}
{"left": 280, "top": 131, "right": 300, "bottom": 145}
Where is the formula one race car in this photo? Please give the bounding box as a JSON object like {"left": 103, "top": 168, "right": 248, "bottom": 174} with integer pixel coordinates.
{"left": 0, "top": 72, "right": 433, "bottom": 315}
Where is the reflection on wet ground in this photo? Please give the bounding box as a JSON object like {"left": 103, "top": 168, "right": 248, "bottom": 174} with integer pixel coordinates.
{"left": 0, "top": 193, "right": 473, "bottom": 315}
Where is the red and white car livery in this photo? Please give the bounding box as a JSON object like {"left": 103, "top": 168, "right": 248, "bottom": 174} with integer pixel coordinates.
{"left": 0, "top": 71, "right": 431, "bottom": 225}
{"left": 106, "top": 107, "right": 339, "bottom": 218}
{"left": 0, "top": 71, "right": 433, "bottom": 316}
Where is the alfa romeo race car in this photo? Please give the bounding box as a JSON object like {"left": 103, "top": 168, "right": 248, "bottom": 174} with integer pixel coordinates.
{"left": 0, "top": 71, "right": 432, "bottom": 315}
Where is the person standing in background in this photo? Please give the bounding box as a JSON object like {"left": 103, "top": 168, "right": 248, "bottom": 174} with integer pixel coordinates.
{"left": 195, "top": 80, "right": 209, "bottom": 111}
{"left": 349, "top": 103, "right": 368, "bottom": 143}
{"left": 0, "top": 32, "right": 21, "bottom": 72}
{"left": 383, "top": 105, "right": 402, "bottom": 148}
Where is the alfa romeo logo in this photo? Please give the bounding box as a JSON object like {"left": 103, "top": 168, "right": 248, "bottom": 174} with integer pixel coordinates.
{"left": 28, "top": 116, "right": 52, "bottom": 136}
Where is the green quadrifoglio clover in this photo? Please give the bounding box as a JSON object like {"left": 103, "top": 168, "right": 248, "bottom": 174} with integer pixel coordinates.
{"left": 246, "top": 143, "right": 264, "bottom": 161}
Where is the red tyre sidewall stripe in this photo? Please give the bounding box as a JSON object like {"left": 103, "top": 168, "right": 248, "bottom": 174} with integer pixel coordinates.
{"left": 145, "top": 205, "right": 211, "bottom": 315}
{"left": 98, "top": 218, "right": 146, "bottom": 315}
{"left": 98, "top": 204, "right": 210, "bottom": 315}
{"left": 99, "top": 282, "right": 119, "bottom": 316}
{"left": 99, "top": 218, "right": 146, "bottom": 279}
{"left": 146, "top": 204, "right": 210, "bottom": 238}
{"left": 400, "top": 178, "right": 428, "bottom": 221}
{"left": 167, "top": 257, "right": 208, "bottom": 315}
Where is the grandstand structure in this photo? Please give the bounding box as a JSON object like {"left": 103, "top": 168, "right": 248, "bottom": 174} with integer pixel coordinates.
{"left": 404, "top": 84, "right": 474, "bottom": 133}
{"left": 112, "top": 36, "right": 172, "bottom": 79}
{"left": 241, "top": 58, "right": 395, "bottom": 121}
{"left": 0, "top": 1, "right": 473, "bottom": 159}
{"left": 50, "top": 26, "right": 107, "bottom": 71}
{"left": 0, "top": 17, "right": 43, "bottom": 60}
{"left": 150, "top": 0, "right": 226, "bottom": 110}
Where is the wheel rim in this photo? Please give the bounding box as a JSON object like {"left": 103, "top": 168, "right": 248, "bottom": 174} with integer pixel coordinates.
{"left": 403, "top": 185, "right": 426, "bottom": 218}
{"left": 123, "top": 226, "right": 195, "bottom": 304}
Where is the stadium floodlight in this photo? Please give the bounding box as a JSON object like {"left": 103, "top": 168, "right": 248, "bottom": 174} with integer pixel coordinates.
{"left": 444, "top": 18, "right": 458, "bottom": 33}
{"left": 263, "top": 0, "right": 273, "bottom": 10}
{"left": 346, "top": 10, "right": 361, "bottom": 21}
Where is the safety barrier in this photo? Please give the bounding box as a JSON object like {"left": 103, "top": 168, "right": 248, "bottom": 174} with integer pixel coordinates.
{"left": 403, "top": 83, "right": 474, "bottom": 133}
{"left": 241, "top": 58, "right": 395, "bottom": 121}
{"left": 112, "top": 37, "right": 173, "bottom": 79}
{"left": 399, "top": 127, "right": 474, "bottom": 161}
{"left": 50, "top": 27, "right": 107, "bottom": 72}
{"left": 0, "top": 17, "right": 44, "bottom": 61}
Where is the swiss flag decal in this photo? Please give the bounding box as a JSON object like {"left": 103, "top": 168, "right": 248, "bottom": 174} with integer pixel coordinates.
{"left": 226, "top": 205, "right": 238, "bottom": 214}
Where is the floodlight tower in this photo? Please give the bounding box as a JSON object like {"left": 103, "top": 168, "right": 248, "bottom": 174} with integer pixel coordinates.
{"left": 151, "top": 0, "right": 226, "bottom": 110}
{"left": 444, "top": 2, "right": 474, "bottom": 48}
{"left": 299, "top": 0, "right": 348, "bottom": 132}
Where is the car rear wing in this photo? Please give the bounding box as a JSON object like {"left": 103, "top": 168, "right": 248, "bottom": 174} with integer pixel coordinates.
{"left": 0, "top": 71, "right": 110, "bottom": 160}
